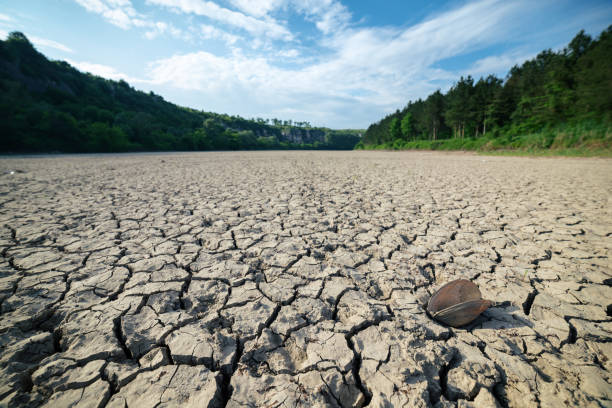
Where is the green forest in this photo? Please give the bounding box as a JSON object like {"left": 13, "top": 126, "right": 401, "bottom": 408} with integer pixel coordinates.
{"left": 358, "top": 27, "right": 612, "bottom": 155}
{"left": 0, "top": 32, "right": 361, "bottom": 153}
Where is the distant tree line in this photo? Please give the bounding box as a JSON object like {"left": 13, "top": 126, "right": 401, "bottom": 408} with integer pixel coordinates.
{"left": 359, "top": 27, "right": 611, "bottom": 149}
{"left": 0, "top": 32, "right": 361, "bottom": 153}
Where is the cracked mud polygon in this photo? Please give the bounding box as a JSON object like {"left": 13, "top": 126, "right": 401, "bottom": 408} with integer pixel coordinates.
{"left": 0, "top": 151, "right": 610, "bottom": 407}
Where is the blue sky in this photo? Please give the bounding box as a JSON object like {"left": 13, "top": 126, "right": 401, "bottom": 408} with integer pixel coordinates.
{"left": 1, "top": 0, "right": 610, "bottom": 128}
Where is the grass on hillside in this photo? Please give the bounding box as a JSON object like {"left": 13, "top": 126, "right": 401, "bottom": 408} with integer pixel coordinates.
{"left": 357, "top": 121, "right": 612, "bottom": 157}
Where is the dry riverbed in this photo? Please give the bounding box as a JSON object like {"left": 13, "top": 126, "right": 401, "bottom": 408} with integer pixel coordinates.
{"left": 0, "top": 151, "right": 610, "bottom": 407}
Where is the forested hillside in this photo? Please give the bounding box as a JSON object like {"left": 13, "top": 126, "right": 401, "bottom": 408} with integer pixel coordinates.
{"left": 359, "top": 27, "right": 611, "bottom": 153}
{"left": 0, "top": 32, "right": 361, "bottom": 153}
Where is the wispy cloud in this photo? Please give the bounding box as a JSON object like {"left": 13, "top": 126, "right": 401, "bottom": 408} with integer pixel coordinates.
{"left": 200, "top": 24, "right": 241, "bottom": 45}
{"left": 293, "top": 0, "right": 351, "bottom": 35}
{"left": 74, "top": 0, "right": 139, "bottom": 29}
{"left": 227, "top": 0, "right": 351, "bottom": 35}
{"left": 228, "top": 0, "right": 286, "bottom": 18}
{"left": 143, "top": 21, "right": 190, "bottom": 41}
{"left": 70, "top": 0, "right": 355, "bottom": 46}
{"left": 467, "top": 49, "right": 537, "bottom": 77}
{"left": 1, "top": 29, "right": 74, "bottom": 53}
{"left": 31, "top": 36, "right": 74, "bottom": 53}
{"left": 66, "top": 59, "right": 145, "bottom": 83}
{"left": 73, "top": 0, "right": 190, "bottom": 41}
{"left": 277, "top": 48, "right": 299, "bottom": 58}
{"left": 146, "top": 0, "right": 292, "bottom": 40}
{"left": 0, "top": 13, "right": 12, "bottom": 22}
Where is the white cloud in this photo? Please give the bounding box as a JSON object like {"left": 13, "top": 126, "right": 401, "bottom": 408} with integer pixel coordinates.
{"left": 467, "top": 50, "right": 536, "bottom": 77}
{"left": 73, "top": 0, "right": 189, "bottom": 41}
{"left": 0, "top": 13, "right": 12, "bottom": 21}
{"left": 277, "top": 48, "right": 299, "bottom": 58}
{"left": 146, "top": 0, "right": 292, "bottom": 40}
{"left": 225, "top": 0, "right": 351, "bottom": 35}
{"left": 225, "top": 0, "right": 351, "bottom": 36}
{"left": 147, "top": 51, "right": 272, "bottom": 91}
{"left": 66, "top": 60, "right": 125, "bottom": 80}
{"left": 72, "top": 0, "right": 352, "bottom": 44}
{"left": 1, "top": 30, "right": 74, "bottom": 53}
{"left": 142, "top": 0, "right": 527, "bottom": 128}
{"left": 73, "top": 0, "right": 139, "bottom": 29}
{"left": 30, "top": 36, "right": 74, "bottom": 53}
{"left": 66, "top": 59, "right": 146, "bottom": 84}
{"left": 201, "top": 24, "right": 240, "bottom": 44}
{"left": 293, "top": 0, "right": 351, "bottom": 35}
{"left": 144, "top": 21, "right": 167, "bottom": 39}
{"left": 228, "top": 0, "right": 286, "bottom": 18}
{"left": 144, "top": 21, "right": 190, "bottom": 40}
{"left": 324, "top": 0, "right": 521, "bottom": 70}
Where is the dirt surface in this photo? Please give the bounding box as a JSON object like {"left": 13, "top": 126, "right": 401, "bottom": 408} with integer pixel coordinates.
{"left": 0, "top": 151, "right": 610, "bottom": 407}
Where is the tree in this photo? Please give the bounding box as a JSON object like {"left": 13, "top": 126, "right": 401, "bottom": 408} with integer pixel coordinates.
{"left": 389, "top": 116, "right": 402, "bottom": 141}
{"left": 445, "top": 76, "right": 475, "bottom": 138}
{"left": 400, "top": 112, "right": 413, "bottom": 140}
{"left": 472, "top": 75, "right": 502, "bottom": 136}
{"left": 85, "top": 122, "right": 130, "bottom": 152}
{"left": 411, "top": 100, "right": 428, "bottom": 140}
{"left": 488, "top": 76, "right": 519, "bottom": 129}
{"left": 574, "top": 26, "right": 612, "bottom": 118}
{"left": 423, "top": 90, "right": 445, "bottom": 140}
{"left": 567, "top": 30, "right": 592, "bottom": 59}
{"left": 7, "top": 31, "right": 31, "bottom": 44}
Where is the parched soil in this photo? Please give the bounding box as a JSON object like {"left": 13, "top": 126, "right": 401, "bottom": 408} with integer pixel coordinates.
{"left": 0, "top": 151, "right": 610, "bottom": 407}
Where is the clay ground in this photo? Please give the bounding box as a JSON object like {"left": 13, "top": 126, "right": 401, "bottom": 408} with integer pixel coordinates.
{"left": 0, "top": 151, "right": 610, "bottom": 407}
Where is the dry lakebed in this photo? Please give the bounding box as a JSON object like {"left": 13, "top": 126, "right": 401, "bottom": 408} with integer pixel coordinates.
{"left": 0, "top": 151, "right": 610, "bottom": 407}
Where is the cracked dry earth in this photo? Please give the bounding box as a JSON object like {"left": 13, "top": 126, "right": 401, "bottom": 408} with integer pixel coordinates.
{"left": 0, "top": 151, "right": 611, "bottom": 408}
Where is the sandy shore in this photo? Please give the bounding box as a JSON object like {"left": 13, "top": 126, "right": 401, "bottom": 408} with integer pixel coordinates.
{"left": 0, "top": 151, "right": 610, "bottom": 407}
